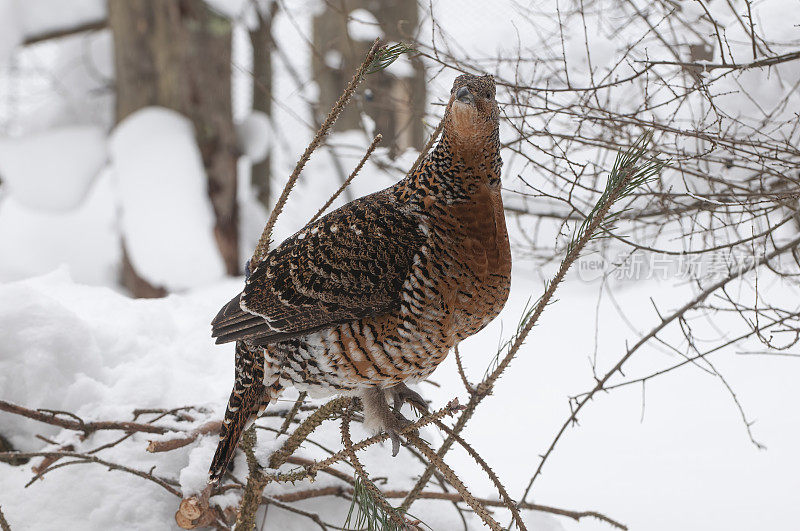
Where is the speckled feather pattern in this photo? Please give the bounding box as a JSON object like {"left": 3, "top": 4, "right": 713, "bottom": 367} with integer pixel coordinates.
{"left": 208, "top": 74, "right": 511, "bottom": 481}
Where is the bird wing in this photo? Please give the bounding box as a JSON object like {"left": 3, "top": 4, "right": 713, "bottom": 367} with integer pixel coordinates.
{"left": 211, "top": 191, "right": 426, "bottom": 345}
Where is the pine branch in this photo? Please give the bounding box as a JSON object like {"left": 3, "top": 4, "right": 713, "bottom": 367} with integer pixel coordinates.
{"left": 404, "top": 432, "right": 502, "bottom": 530}
{"left": 366, "top": 42, "right": 416, "bottom": 74}
{"left": 235, "top": 428, "right": 265, "bottom": 531}
{"left": 401, "top": 132, "right": 668, "bottom": 512}
{"left": 306, "top": 398, "right": 462, "bottom": 476}
{"left": 276, "top": 392, "right": 307, "bottom": 435}
{"left": 341, "top": 404, "right": 409, "bottom": 530}
{"left": 433, "top": 420, "right": 527, "bottom": 530}
{"left": 268, "top": 396, "right": 351, "bottom": 469}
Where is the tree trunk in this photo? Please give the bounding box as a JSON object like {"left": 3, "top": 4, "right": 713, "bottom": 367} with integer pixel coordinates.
{"left": 108, "top": 0, "right": 239, "bottom": 296}
{"left": 248, "top": 2, "right": 278, "bottom": 209}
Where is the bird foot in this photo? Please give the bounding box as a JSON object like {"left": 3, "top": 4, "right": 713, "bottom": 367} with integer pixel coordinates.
{"left": 359, "top": 386, "right": 419, "bottom": 456}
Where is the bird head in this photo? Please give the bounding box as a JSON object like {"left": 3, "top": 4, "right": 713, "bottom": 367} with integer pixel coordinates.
{"left": 446, "top": 74, "right": 499, "bottom": 145}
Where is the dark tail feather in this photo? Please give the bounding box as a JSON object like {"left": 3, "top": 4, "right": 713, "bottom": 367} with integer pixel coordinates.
{"left": 208, "top": 382, "right": 265, "bottom": 482}
{"left": 208, "top": 427, "right": 239, "bottom": 482}
{"left": 208, "top": 341, "right": 268, "bottom": 482}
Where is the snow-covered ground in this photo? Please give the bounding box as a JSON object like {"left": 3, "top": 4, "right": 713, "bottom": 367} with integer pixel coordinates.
{"left": 2, "top": 266, "right": 799, "bottom": 530}
{"left": 1, "top": 0, "right": 799, "bottom": 530}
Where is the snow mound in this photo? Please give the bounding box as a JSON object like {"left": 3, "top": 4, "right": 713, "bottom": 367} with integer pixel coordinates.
{"left": 1, "top": 273, "right": 550, "bottom": 530}
{"left": 236, "top": 111, "right": 271, "bottom": 163}
{"left": 0, "top": 169, "right": 118, "bottom": 285}
{"left": 110, "top": 107, "right": 226, "bottom": 290}
{"left": 0, "top": 270, "right": 234, "bottom": 450}
{"left": 0, "top": 271, "right": 235, "bottom": 529}
{"left": 204, "top": 0, "right": 251, "bottom": 24}
{"left": 0, "top": 125, "right": 107, "bottom": 211}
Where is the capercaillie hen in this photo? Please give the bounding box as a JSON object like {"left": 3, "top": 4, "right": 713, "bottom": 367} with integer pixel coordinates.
{"left": 208, "top": 73, "right": 511, "bottom": 481}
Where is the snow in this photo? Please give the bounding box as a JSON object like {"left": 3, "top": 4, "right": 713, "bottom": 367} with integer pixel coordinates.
{"left": 0, "top": 271, "right": 234, "bottom": 529}
{"left": 236, "top": 111, "right": 271, "bottom": 163}
{"left": 0, "top": 0, "right": 23, "bottom": 68}
{"left": 0, "top": 169, "right": 119, "bottom": 285}
{"left": 0, "top": 271, "right": 230, "bottom": 448}
{"left": 0, "top": 125, "right": 107, "bottom": 211}
{"left": 41, "top": 30, "right": 114, "bottom": 130}
{"left": 2, "top": 267, "right": 799, "bottom": 530}
{"left": 323, "top": 49, "right": 343, "bottom": 70}
{"left": 0, "top": 270, "right": 566, "bottom": 530}
{"left": 179, "top": 436, "right": 220, "bottom": 497}
{"left": 204, "top": 0, "right": 252, "bottom": 25}
{"left": 109, "top": 107, "right": 226, "bottom": 291}
{"left": 387, "top": 54, "right": 415, "bottom": 78}
{"left": 346, "top": 8, "right": 383, "bottom": 41}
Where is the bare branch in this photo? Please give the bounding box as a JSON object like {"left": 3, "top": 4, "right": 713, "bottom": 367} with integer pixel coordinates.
{"left": 22, "top": 19, "right": 107, "bottom": 46}
{"left": 0, "top": 399, "right": 168, "bottom": 435}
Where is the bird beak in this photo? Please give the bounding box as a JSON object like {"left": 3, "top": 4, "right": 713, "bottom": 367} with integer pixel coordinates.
{"left": 456, "top": 86, "right": 474, "bottom": 105}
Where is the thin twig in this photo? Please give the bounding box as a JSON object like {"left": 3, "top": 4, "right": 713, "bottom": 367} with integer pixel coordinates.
{"left": 520, "top": 232, "right": 800, "bottom": 501}
{"left": 310, "top": 134, "right": 383, "bottom": 224}
{"left": 0, "top": 451, "right": 181, "bottom": 497}
{"left": 640, "top": 50, "right": 800, "bottom": 70}
{"left": 250, "top": 39, "right": 382, "bottom": 264}
{"left": 147, "top": 420, "right": 222, "bottom": 453}
{"left": 407, "top": 119, "right": 445, "bottom": 177}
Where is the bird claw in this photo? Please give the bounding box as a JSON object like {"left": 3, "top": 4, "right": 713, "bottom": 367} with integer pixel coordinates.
{"left": 388, "top": 427, "right": 402, "bottom": 456}
{"left": 386, "top": 414, "right": 412, "bottom": 457}
{"left": 390, "top": 383, "right": 429, "bottom": 415}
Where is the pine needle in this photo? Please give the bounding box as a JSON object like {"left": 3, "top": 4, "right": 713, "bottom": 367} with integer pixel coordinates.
{"left": 344, "top": 476, "right": 409, "bottom": 531}
{"left": 368, "top": 42, "right": 416, "bottom": 74}
{"left": 566, "top": 131, "right": 668, "bottom": 256}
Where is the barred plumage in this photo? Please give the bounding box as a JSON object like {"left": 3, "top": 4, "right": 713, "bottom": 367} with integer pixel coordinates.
{"left": 208, "top": 74, "right": 511, "bottom": 482}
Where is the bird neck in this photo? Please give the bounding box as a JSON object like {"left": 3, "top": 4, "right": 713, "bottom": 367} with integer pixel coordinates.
{"left": 436, "top": 121, "right": 501, "bottom": 180}
{"left": 393, "top": 120, "right": 502, "bottom": 207}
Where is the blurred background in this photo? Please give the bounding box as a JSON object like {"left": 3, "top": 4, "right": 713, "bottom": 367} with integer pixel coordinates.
{"left": 1, "top": 1, "right": 799, "bottom": 530}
